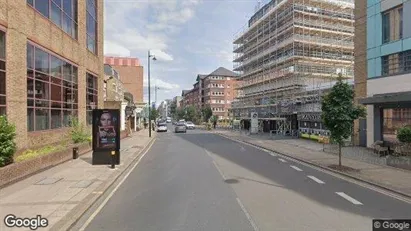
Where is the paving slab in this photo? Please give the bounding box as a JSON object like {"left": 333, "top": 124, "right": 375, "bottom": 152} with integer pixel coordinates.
{"left": 0, "top": 129, "right": 155, "bottom": 231}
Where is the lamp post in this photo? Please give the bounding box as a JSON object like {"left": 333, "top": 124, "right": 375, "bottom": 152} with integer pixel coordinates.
{"left": 148, "top": 50, "right": 156, "bottom": 137}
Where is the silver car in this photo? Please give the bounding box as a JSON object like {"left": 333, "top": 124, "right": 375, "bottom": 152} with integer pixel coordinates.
{"left": 174, "top": 122, "right": 187, "bottom": 133}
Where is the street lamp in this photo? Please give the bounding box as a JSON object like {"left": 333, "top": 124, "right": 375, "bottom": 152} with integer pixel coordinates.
{"left": 148, "top": 50, "right": 157, "bottom": 137}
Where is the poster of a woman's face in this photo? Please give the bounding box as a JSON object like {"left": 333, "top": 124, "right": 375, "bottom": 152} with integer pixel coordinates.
{"left": 95, "top": 111, "right": 118, "bottom": 149}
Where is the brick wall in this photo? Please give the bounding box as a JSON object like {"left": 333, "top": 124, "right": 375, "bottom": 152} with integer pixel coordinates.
{"left": 0, "top": 0, "right": 105, "bottom": 150}
{"left": 353, "top": 0, "right": 368, "bottom": 145}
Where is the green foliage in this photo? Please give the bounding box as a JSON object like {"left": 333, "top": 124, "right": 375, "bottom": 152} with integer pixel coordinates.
{"left": 15, "top": 145, "right": 66, "bottom": 163}
{"left": 170, "top": 101, "right": 177, "bottom": 117}
{"left": 70, "top": 117, "right": 90, "bottom": 144}
{"left": 210, "top": 115, "right": 218, "bottom": 123}
{"left": 321, "top": 75, "right": 366, "bottom": 145}
{"left": 184, "top": 106, "right": 198, "bottom": 122}
{"left": 175, "top": 108, "right": 185, "bottom": 120}
{"left": 397, "top": 126, "right": 411, "bottom": 143}
{"left": 0, "top": 116, "right": 17, "bottom": 167}
{"left": 201, "top": 106, "right": 213, "bottom": 122}
{"left": 321, "top": 75, "right": 366, "bottom": 166}
{"left": 150, "top": 108, "right": 159, "bottom": 121}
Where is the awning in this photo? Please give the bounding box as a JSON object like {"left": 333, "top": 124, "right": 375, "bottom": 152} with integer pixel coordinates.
{"left": 358, "top": 91, "right": 411, "bottom": 105}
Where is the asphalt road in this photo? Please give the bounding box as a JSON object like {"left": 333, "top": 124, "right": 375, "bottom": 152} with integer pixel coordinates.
{"left": 79, "top": 127, "right": 411, "bottom": 231}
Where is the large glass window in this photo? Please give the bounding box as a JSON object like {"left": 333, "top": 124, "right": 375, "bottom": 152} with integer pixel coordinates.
{"left": 0, "top": 30, "right": 5, "bottom": 116}
{"left": 86, "top": 0, "right": 97, "bottom": 54}
{"left": 86, "top": 73, "right": 98, "bottom": 125}
{"left": 383, "top": 108, "right": 411, "bottom": 143}
{"left": 381, "top": 50, "right": 411, "bottom": 76}
{"left": 27, "top": 43, "right": 78, "bottom": 131}
{"left": 382, "top": 5, "right": 403, "bottom": 44}
{"left": 28, "top": 0, "right": 78, "bottom": 40}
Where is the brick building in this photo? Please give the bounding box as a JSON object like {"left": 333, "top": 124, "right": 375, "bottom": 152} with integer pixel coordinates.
{"left": 353, "top": 0, "right": 368, "bottom": 146}
{"left": 104, "top": 56, "right": 144, "bottom": 104}
{"left": 0, "top": 0, "right": 104, "bottom": 150}
{"left": 180, "top": 67, "right": 240, "bottom": 120}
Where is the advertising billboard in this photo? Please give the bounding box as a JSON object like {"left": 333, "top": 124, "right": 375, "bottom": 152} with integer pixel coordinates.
{"left": 92, "top": 109, "right": 120, "bottom": 165}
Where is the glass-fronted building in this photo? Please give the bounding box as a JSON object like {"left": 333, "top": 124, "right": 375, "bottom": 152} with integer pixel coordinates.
{"left": 360, "top": 0, "right": 411, "bottom": 147}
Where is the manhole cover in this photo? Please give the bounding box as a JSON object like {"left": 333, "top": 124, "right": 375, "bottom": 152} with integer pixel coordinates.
{"left": 35, "top": 178, "right": 63, "bottom": 185}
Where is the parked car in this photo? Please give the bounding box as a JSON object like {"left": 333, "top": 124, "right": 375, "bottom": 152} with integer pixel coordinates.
{"left": 185, "top": 121, "right": 195, "bottom": 129}
{"left": 174, "top": 122, "right": 187, "bottom": 133}
{"left": 156, "top": 123, "right": 168, "bottom": 132}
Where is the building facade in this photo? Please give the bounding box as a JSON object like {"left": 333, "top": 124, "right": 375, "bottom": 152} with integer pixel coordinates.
{"left": 353, "top": 0, "right": 368, "bottom": 146}
{"left": 232, "top": 0, "right": 355, "bottom": 134}
{"left": 180, "top": 67, "right": 239, "bottom": 120}
{"left": 104, "top": 56, "right": 144, "bottom": 103}
{"left": 0, "top": 0, "right": 104, "bottom": 150}
{"left": 104, "top": 64, "right": 125, "bottom": 102}
{"left": 202, "top": 67, "right": 239, "bottom": 120}
{"left": 359, "top": 0, "right": 411, "bottom": 147}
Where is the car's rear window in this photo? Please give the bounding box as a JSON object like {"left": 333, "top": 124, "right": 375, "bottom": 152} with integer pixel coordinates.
{"left": 159, "top": 123, "right": 166, "bottom": 126}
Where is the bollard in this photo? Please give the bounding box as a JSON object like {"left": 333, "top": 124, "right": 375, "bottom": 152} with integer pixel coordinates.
{"left": 73, "top": 147, "right": 79, "bottom": 159}
{"left": 111, "top": 151, "right": 116, "bottom": 169}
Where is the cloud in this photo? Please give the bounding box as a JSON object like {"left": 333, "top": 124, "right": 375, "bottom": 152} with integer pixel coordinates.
{"left": 143, "top": 78, "right": 180, "bottom": 90}
{"left": 104, "top": 40, "right": 131, "bottom": 57}
{"left": 104, "top": 0, "right": 202, "bottom": 60}
{"left": 151, "top": 49, "right": 174, "bottom": 61}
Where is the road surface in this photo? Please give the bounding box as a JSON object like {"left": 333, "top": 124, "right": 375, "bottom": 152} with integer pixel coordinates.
{"left": 75, "top": 127, "right": 411, "bottom": 231}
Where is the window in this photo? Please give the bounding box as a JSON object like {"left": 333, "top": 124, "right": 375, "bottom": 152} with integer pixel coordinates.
{"left": 86, "top": 73, "right": 98, "bottom": 125}
{"left": 381, "top": 50, "right": 411, "bottom": 76}
{"left": 27, "top": 0, "right": 78, "bottom": 39}
{"left": 383, "top": 108, "right": 411, "bottom": 142}
{"left": 27, "top": 43, "right": 78, "bottom": 131}
{"left": 382, "top": 6, "right": 403, "bottom": 44}
{"left": 86, "top": 0, "right": 97, "bottom": 54}
{"left": 0, "top": 30, "right": 5, "bottom": 115}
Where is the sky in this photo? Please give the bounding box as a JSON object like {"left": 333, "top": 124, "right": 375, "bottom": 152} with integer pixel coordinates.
{"left": 104, "top": 0, "right": 259, "bottom": 105}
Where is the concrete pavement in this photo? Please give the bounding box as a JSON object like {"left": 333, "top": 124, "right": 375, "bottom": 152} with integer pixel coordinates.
{"left": 0, "top": 129, "right": 155, "bottom": 231}
{"left": 75, "top": 128, "right": 411, "bottom": 231}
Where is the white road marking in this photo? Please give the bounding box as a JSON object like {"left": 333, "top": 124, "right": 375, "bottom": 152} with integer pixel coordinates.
{"left": 307, "top": 175, "right": 325, "bottom": 184}
{"left": 212, "top": 160, "right": 227, "bottom": 180}
{"left": 290, "top": 165, "right": 303, "bottom": 171}
{"left": 236, "top": 198, "right": 259, "bottom": 231}
{"left": 336, "top": 192, "right": 363, "bottom": 205}
{"left": 279, "top": 158, "right": 287, "bottom": 163}
{"left": 215, "top": 133, "right": 411, "bottom": 204}
{"left": 78, "top": 138, "right": 156, "bottom": 231}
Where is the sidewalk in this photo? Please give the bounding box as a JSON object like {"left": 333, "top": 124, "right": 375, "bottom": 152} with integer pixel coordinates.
{"left": 0, "top": 129, "right": 155, "bottom": 231}
{"left": 214, "top": 130, "right": 411, "bottom": 198}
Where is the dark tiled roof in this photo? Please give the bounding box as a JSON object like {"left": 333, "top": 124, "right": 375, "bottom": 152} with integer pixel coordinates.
{"left": 208, "top": 67, "right": 238, "bottom": 77}
{"left": 182, "top": 90, "right": 191, "bottom": 96}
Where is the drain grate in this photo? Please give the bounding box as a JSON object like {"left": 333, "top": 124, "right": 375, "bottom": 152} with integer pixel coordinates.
{"left": 35, "top": 178, "right": 63, "bottom": 185}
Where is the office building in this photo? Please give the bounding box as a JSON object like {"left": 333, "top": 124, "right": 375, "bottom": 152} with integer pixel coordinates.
{"left": 0, "top": 0, "right": 104, "bottom": 149}
{"left": 359, "top": 0, "right": 411, "bottom": 147}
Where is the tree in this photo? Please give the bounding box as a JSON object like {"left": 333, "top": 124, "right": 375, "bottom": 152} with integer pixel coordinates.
{"left": 150, "top": 108, "right": 159, "bottom": 121}
{"left": 321, "top": 74, "right": 366, "bottom": 168}
{"left": 185, "top": 106, "right": 197, "bottom": 122}
{"left": 176, "top": 108, "right": 185, "bottom": 120}
{"left": 0, "top": 116, "right": 17, "bottom": 167}
{"left": 170, "top": 101, "right": 177, "bottom": 117}
{"left": 201, "top": 106, "right": 213, "bottom": 122}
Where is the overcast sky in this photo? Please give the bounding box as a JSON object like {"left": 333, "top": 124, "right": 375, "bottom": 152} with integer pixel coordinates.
{"left": 104, "top": 0, "right": 259, "bottom": 105}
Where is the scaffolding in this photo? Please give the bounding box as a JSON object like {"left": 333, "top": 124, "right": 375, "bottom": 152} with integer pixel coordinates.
{"left": 232, "top": 0, "right": 355, "bottom": 135}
